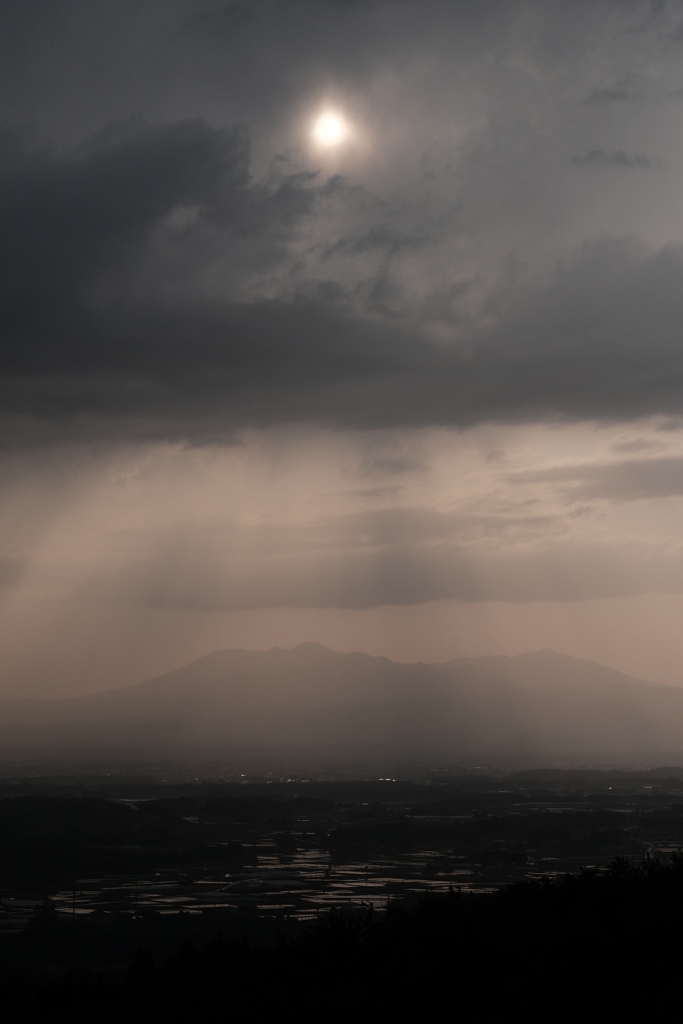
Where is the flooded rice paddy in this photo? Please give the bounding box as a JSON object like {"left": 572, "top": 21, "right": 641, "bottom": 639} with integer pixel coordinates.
{"left": 2, "top": 772, "right": 683, "bottom": 935}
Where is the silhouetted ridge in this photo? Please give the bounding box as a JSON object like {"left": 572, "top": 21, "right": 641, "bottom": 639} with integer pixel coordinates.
{"left": 5, "top": 857, "right": 683, "bottom": 1018}
{"left": 0, "top": 645, "right": 681, "bottom": 758}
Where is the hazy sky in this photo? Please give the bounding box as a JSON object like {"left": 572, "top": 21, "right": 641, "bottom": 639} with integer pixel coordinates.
{"left": 3, "top": 0, "right": 683, "bottom": 695}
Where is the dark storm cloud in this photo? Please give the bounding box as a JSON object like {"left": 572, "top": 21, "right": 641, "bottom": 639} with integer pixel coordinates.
{"left": 587, "top": 88, "right": 636, "bottom": 103}
{"left": 0, "top": 119, "right": 250, "bottom": 319}
{"left": 187, "top": 2, "right": 257, "bottom": 30}
{"left": 2, "top": 0, "right": 683, "bottom": 447}
{"left": 570, "top": 149, "right": 656, "bottom": 168}
{"left": 190, "top": 0, "right": 380, "bottom": 23}
{"left": 3, "top": 118, "right": 683, "bottom": 444}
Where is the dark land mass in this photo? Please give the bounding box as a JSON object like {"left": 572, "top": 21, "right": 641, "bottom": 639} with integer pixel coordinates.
{"left": 4, "top": 856, "right": 677, "bottom": 1021}
{"left": 3, "top": 639, "right": 683, "bottom": 1019}
{"left": 4, "top": 644, "right": 683, "bottom": 759}
{"left": 1, "top": 769, "right": 683, "bottom": 1017}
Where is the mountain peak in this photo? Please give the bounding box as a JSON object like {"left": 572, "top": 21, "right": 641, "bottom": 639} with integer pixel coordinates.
{"left": 1, "top": 644, "right": 675, "bottom": 762}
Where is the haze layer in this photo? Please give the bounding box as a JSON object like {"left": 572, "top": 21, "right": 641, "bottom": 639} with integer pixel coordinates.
{"left": 3, "top": 645, "right": 681, "bottom": 761}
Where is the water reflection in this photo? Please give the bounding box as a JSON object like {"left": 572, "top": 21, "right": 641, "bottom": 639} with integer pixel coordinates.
{"left": 39, "top": 845, "right": 502, "bottom": 925}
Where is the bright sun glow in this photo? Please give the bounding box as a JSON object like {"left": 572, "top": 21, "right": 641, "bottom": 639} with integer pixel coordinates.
{"left": 313, "top": 112, "right": 348, "bottom": 146}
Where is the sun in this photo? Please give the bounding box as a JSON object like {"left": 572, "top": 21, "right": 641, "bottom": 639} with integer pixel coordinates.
{"left": 312, "top": 112, "right": 348, "bottom": 146}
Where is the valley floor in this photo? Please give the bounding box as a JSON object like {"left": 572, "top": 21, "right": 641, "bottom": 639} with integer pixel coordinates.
{"left": 2, "top": 766, "right": 683, "bottom": 959}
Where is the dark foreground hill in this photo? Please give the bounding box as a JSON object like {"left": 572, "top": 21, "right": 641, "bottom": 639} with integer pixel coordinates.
{"left": 2, "top": 643, "right": 683, "bottom": 759}
{"left": 2, "top": 857, "right": 683, "bottom": 1021}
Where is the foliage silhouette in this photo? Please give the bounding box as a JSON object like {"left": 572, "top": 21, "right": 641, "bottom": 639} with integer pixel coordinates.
{"left": 2, "top": 855, "right": 683, "bottom": 1020}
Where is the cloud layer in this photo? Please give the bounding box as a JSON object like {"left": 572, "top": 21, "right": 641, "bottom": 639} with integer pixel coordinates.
{"left": 2, "top": 1, "right": 683, "bottom": 444}
{"left": 2, "top": 119, "right": 683, "bottom": 444}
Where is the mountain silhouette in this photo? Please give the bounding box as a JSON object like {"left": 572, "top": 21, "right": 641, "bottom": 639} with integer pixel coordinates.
{"left": 1, "top": 644, "right": 682, "bottom": 759}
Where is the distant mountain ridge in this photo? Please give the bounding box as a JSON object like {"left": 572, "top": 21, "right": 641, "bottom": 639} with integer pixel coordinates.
{"left": 0, "top": 644, "right": 680, "bottom": 759}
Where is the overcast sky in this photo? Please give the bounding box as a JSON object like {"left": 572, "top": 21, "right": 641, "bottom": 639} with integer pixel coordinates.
{"left": 3, "top": 0, "right": 683, "bottom": 695}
